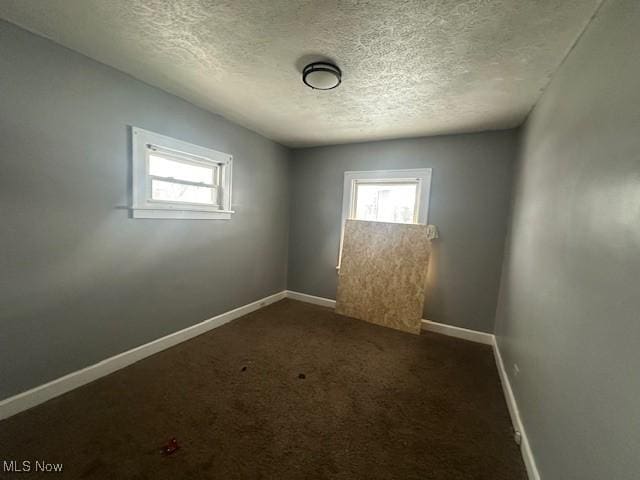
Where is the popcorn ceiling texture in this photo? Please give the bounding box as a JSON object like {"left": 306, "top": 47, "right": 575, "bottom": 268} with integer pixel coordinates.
{"left": 0, "top": 0, "right": 601, "bottom": 146}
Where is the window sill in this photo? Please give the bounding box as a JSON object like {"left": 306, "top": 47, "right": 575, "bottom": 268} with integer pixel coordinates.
{"left": 131, "top": 207, "right": 234, "bottom": 220}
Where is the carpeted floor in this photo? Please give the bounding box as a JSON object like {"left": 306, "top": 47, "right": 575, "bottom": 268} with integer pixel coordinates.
{"left": 0, "top": 299, "right": 527, "bottom": 479}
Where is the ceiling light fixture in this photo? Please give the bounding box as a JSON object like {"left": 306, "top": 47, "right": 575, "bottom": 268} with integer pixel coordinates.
{"left": 302, "top": 62, "right": 342, "bottom": 90}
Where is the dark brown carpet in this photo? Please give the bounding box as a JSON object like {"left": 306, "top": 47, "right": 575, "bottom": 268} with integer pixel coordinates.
{"left": 0, "top": 299, "right": 527, "bottom": 479}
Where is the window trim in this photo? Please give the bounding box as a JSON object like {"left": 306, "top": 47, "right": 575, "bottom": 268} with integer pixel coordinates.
{"left": 130, "top": 127, "right": 233, "bottom": 220}
{"left": 338, "top": 168, "right": 432, "bottom": 268}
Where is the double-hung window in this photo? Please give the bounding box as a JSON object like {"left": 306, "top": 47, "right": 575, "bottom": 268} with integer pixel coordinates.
{"left": 342, "top": 168, "right": 432, "bottom": 226}
{"left": 338, "top": 168, "right": 432, "bottom": 266}
{"left": 131, "top": 127, "right": 233, "bottom": 219}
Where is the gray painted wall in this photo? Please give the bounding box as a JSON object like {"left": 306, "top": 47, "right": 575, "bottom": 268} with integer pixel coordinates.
{"left": 288, "top": 131, "right": 518, "bottom": 333}
{"left": 0, "top": 21, "right": 290, "bottom": 399}
{"left": 494, "top": 1, "right": 640, "bottom": 478}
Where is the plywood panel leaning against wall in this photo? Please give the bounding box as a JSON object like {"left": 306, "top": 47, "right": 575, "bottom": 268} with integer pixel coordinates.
{"left": 336, "top": 220, "right": 431, "bottom": 334}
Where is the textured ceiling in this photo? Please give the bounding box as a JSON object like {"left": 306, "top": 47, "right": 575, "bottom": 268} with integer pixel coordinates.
{"left": 0, "top": 0, "right": 601, "bottom": 147}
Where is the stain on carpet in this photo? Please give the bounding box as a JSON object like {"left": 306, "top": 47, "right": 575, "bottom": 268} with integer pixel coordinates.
{"left": 0, "top": 299, "right": 527, "bottom": 479}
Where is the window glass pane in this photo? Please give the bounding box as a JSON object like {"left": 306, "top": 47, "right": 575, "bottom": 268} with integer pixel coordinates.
{"left": 151, "top": 179, "right": 216, "bottom": 205}
{"left": 353, "top": 182, "right": 417, "bottom": 224}
{"left": 149, "top": 154, "right": 215, "bottom": 184}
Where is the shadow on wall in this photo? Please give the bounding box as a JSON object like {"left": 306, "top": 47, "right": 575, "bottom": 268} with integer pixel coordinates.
{"left": 424, "top": 240, "right": 441, "bottom": 320}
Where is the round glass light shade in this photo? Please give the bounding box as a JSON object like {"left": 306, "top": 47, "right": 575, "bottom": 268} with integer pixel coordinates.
{"left": 303, "top": 62, "right": 342, "bottom": 90}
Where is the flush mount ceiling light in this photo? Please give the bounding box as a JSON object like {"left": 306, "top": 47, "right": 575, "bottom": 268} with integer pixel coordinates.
{"left": 302, "top": 62, "right": 342, "bottom": 90}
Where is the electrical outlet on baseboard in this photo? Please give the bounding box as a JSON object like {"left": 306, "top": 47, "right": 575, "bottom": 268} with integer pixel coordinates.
{"left": 514, "top": 431, "right": 522, "bottom": 445}
{"left": 513, "top": 363, "right": 520, "bottom": 377}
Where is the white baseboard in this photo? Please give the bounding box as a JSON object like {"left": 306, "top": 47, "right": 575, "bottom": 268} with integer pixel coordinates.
{"left": 420, "top": 319, "right": 494, "bottom": 345}
{"left": 1, "top": 287, "right": 539, "bottom": 480}
{"left": 493, "top": 340, "right": 540, "bottom": 480}
{"left": 285, "top": 290, "right": 336, "bottom": 308}
{"left": 0, "top": 290, "right": 287, "bottom": 421}
{"left": 285, "top": 291, "right": 494, "bottom": 345}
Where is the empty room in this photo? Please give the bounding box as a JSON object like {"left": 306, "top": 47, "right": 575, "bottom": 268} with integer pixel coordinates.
{"left": 0, "top": 1, "right": 638, "bottom": 478}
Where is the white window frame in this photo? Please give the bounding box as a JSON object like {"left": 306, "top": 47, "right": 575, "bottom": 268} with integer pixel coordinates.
{"left": 338, "top": 168, "right": 432, "bottom": 268}
{"left": 130, "top": 127, "right": 233, "bottom": 220}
